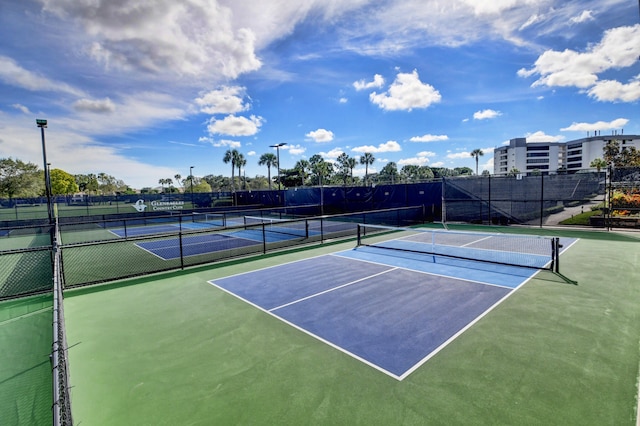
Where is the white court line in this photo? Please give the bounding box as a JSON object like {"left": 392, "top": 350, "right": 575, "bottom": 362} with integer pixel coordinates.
{"left": 331, "top": 251, "right": 519, "bottom": 290}
{"left": 269, "top": 267, "right": 397, "bottom": 312}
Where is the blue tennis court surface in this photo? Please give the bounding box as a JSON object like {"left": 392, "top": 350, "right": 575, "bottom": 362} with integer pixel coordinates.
{"left": 135, "top": 228, "right": 307, "bottom": 260}
{"left": 209, "top": 236, "right": 577, "bottom": 380}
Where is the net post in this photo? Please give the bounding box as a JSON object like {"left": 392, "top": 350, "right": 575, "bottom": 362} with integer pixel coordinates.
{"left": 356, "top": 224, "right": 361, "bottom": 246}
{"left": 262, "top": 224, "right": 267, "bottom": 254}
{"left": 553, "top": 237, "right": 560, "bottom": 273}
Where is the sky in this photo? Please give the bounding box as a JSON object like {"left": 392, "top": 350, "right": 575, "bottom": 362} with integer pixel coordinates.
{"left": 0, "top": 0, "right": 639, "bottom": 189}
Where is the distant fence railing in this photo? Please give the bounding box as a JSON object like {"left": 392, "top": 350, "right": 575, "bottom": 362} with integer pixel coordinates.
{"left": 0, "top": 206, "right": 427, "bottom": 299}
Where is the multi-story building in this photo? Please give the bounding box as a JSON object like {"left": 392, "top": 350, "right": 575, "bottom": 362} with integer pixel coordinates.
{"left": 493, "top": 133, "right": 640, "bottom": 175}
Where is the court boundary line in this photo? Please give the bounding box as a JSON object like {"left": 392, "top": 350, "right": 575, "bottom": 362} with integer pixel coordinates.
{"left": 268, "top": 267, "right": 398, "bottom": 312}
{"left": 398, "top": 271, "right": 538, "bottom": 380}
{"left": 332, "top": 251, "right": 521, "bottom": 290}
{"left": 208, "top": 274, "right": 405, "bottom": 381}
{"left": 135, "top": 232, "right": 261, "bottom": 261}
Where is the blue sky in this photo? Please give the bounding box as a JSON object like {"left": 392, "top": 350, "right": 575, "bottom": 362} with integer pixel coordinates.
{"left": 0, "top": 0, "right": 639, "bottom": 189}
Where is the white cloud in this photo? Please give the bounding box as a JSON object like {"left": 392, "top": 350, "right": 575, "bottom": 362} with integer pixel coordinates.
{"left": 45, "top": 0, "right": 262, "bottom": 80}
{"left": 12, "top": 104, "right": 31, "bottom": 114}
{"left": 73, "top": 98, "right": 116, "bottom": 113}
{"left": 247, "top": 150, "right": 256, "bottom": 156}
{"left": 212, "top": 139, "right": 242, "bottom": 148}
{"left": 446, "top": 151, "right": 471, "bottom": 160}
{"left": 399, "top": 151, "right": 435, "bottom": 166}
{"left": 369, "top": 70, "right": 441, "bottom": 111}
{"left": 286, "top": 144, "right": 306, "bottom": 155}
{"left": 207, "top": 115, "right": 264, "bottom": 136}
{"left": 306, "top": 128, "right": 334, "bottom": 142}
{"left": 473, "top": 109, "right": 502, "bottom": 120}
{"left": 525, "top": 131, "right": 564, "bottom": 142}
{"left": 518, "top": 24, "right": 640, "bottom": 97}
{"left": 409, "top": 134, "right": 449, "bottom": 142}
{"left": 195, "top": 86, "right": 250, "bottom": 114}
{"left": 560, "top": 118, "right": 629, "bottom": 132}
{"left": 353, "top": 74, "right": 385, "bottom": 91}
{"left": 339, "top": 97, "right": 348, "bottom": 104}
{"left": 352, "top": 140, "right": 402, "bottom": 153}
{"left": 587, "top": 76, "right": 640, "bottom": 102}
{"left": 59, "top": 91, "right": 188, "bottom": 136}
{"left": 0, "top": 55, "right": 85, "bottom": 96}
{"left": 319, "top": 147, "right": 344, "bottom": 159}
{"left": 570, "top": 10, "right": 594, "bottom": 24}
{"left": 399, "top": 157, "right": 429, "bottom": 166}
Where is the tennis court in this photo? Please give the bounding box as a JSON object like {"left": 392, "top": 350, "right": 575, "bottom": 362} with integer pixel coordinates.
{"left": 210, "top": 229, "right": 577, "bottom": 379}
{"left": 3, "top": 224, "right": 640, "bottom": 425}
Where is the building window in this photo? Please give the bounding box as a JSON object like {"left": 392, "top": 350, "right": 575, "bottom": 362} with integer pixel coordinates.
{"left": 527, "top": 145, "right": 549, "bottom": 151}
{"left": 527, "top": 152, "right": 549, "bottom": 158}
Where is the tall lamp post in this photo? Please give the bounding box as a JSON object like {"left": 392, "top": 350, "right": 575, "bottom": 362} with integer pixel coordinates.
{"left": 269, "top": 143, "right": 287, "bottom": 190}
{"left": 36, "top": 119, "right": 53, "bottom": 225}
{"left": 189, "top": 166, "right": 194, "bottom": 208}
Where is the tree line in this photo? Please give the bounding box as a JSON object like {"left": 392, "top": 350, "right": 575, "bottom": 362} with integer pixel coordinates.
{"left": 3, "top": 140, "right": 635, "bottom": 199}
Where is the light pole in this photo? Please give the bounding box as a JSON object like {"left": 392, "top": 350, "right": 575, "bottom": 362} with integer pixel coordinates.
{"left": 269, "top": 143, "right": 286, "bottom": 191}
{"left": 189, "top": 166, "right": 194, "bottom": 208}
{"left": 36, "top": 119, "right": 53, "bottom": 225}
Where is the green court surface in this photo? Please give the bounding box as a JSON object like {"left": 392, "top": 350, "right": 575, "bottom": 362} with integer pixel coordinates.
{"left": 0, "top": 295, "right": 53, "bottom": 425}
{"left": 59, "top": 226, "right": 640, "bottom": 425}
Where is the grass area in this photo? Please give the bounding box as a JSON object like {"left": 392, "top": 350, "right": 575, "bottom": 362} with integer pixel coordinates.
{"left": 62, "top": 227, "right": 640, "bottom": 425}
{"left": 560, "top": 209, "right": 603, "bottom": 226}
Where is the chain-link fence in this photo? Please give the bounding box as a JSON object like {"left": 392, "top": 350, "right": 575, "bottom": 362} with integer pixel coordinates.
{"left": 605, "top": 166, "right": 640, "bottom": 228}
{"left": 59, "top": 205, "right": 427, "bottom": 288}
{"left": 0, "top": 224, "right": 54, "bottom": 299}
{"left": 443, "top": 172, "right": 604, "bottom": 226}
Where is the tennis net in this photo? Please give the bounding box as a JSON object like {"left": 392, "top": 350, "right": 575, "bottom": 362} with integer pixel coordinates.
{"left": 52, "top": 218, "right": 73, "bottom": 425}
{"left": 192, "top": 212, "right": 226, "bottom": 227}
{"left": 356, "top": 224, "right": 560, "bottom": 271}
{"left": 243, "top": 216, "right": 309, "bottom": 238}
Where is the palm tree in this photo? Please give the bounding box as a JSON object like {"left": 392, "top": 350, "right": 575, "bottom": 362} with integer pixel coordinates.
{"left": 347, "top": 157, "right": 356, "bottom": 185}
{"left": 590, "top": 158, "right": 607, "bottom": 173}
{"left": 258, "top": 153, "right": 278, "bottom": 189}
{"left": 470, "top": 149, "right": 484, "bottom": 175}
{"left": 359, "top": 152, "right": 375, "bottom": 186}
{"left": 223, "top": 149, "right": 239, "bottom": 192}
{"left": 174, "top": 174, "right": 182, "bottom": 191}
{"left": 236, "top": 154, "right": 246, "bottom": 190}
{"left": 294, "top": 159, "right": 310, "bottom": 186}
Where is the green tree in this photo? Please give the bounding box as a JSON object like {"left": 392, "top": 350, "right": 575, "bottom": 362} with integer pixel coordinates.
{"left": 470, "top": 149, "right": 484, "bottom": 175}
{"left": 223, "top": 149, "right": 240, "bottom": 193}
{"left": 508, "top": 167, "right": 520, "bottom": 177}
{"left": 379, "top": 162, "right": 399, "bottom": 184}
{"left": 50, "top": 168, "right": 79, "bottom": 195}
{"left": 454, "top": 167, "right": 473, "bottom": 176}
{"left": 192, "top": 180, "right": 212, "bottom": 193}
{"left": 310, "top": 154, "right": 333, "bottom": 186}
{"left": 236, "top": 153, "right": 246, "bottom": 190}
{"left": 294, "top": 159, "right": 311, "bottom": 186}
{"left": 174, "top": 174, "right": 182, "bottom": 192}
{"left": 359, "top": 152, "right": 375, "bottom": 186}
{"left": 258, "top": 153, "right": 278, "bottom": 189}
{"left": 0, "top": 158, "right": 42, "bottom": 199}
{"left": 590, "top": 158, "right": 607, "bottom": 172}
{"left": 75, "top": 174, "right": 99, "bottom": 194}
